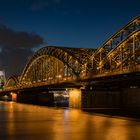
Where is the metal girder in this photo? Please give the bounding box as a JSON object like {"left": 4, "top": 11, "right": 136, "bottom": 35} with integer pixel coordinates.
{"left": 100, "top": 30, "right": 140, "bottom": 74}
{"left": 89, "top": 15, "right": 140, "bottom": 74}
{"left": 5, "top": 75, "right": 19, "bottom": 89}
{"left": 5, "top": 16, "right": 140, "bottom": 90}
{"left": 19, "top": 46, "right": 95, "bottom": 87}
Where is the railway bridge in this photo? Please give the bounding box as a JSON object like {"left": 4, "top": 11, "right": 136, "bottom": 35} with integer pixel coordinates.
{"left": 1, "top": 16, "right": 140, "bottom": 108}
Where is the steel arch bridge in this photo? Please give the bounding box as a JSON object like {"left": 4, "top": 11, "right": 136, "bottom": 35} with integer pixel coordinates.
{"left": 5, "top": 75, "right": 19, "bottom": 90}
{"left": 18, "top": 46, "right": 96, "bottom": 88}
{"left": 88, "top": 15, "right": 140, "bottom": 75}
{"left": 5, "top": 16, "right": 140, "bottom": 90}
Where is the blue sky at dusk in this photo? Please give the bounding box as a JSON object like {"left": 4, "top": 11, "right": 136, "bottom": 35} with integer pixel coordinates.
{"left": 0, "top": 0, "right": 140, "bottom": 49}
{"left": 0, "top": 0, "right": 140, "bottom": 77}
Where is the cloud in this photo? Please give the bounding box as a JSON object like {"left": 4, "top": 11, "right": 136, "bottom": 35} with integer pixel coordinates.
{"left": 0, "top": 24, "right": 44, "bottom": 77}
{"left": 0, "top": 25, "right": 43, "bottom": 49}
{"left": 0, "top": 48, "right": 33, "bottom": 78}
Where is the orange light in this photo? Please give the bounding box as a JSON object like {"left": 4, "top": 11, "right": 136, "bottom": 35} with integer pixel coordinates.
{"left": 69, "top": 89, "right": 81, "bottom": 108}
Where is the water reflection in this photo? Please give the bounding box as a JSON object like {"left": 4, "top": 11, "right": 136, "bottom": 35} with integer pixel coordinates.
{"left": 0, "top": 102, "right": 140, "bottom": 140}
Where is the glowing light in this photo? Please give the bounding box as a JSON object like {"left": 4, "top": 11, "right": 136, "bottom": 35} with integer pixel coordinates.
{"left": 11, "top": 92, "right": 17, "bottom": 102}
{"left": 69, "top": 88, "right": 81, "bottom": 108}
{"left": 48, "top": 77, "right": 53, "bottom": 80}
{"left": 63, "top": 78, "right": 67, "bottom": 81}
{"left": 56, "top": 75, "right": 62, "bottom": 78}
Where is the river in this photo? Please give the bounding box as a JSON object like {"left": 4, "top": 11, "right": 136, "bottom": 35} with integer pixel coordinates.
{"left": 0, "top": 101, "right": 140, "bottom": 140}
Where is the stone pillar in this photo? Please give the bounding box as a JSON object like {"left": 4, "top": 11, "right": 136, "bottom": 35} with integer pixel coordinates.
{"left": 122, "top": 88, "right": 140, "bottom": 107}
{"left": 16, "top": 90, "right": 54, "bottom": 106}
{"left": 11, "top": 92, "right": 17, "bottom": 102}
{"left": 81, "top": 90, "right": 121, "bottom": 108}
{"left": 69, "top": 88, "right": 82, "bottom": 108}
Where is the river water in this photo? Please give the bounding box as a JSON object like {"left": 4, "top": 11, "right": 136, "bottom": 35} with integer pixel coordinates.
{"left": 0, "top": 101, "right": 140, "bottom": 140}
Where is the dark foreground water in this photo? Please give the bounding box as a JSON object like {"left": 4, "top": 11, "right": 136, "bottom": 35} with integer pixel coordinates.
{"left": 0, "top": 102, "right": 140, "bottom": 140}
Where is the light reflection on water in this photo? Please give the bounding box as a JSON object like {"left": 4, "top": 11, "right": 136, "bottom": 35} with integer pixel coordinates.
{"left": 0, "top": 101, "right": 140, "bottom": 140}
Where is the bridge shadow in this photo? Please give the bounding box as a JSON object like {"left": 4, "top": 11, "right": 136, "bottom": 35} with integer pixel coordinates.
{"left": 82, "top": 108, "right": 140, "bottom": 120}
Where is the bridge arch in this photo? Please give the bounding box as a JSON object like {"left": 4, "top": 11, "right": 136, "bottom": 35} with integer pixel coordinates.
{"left": 5, "top": 75, "right": 19, "bottom": 89}
{"left": 2, "top": 16, "right": 140, "bottom": 90}
{"left": 89, "top": 15, "right": 140, "bottom": 74}
{"left": 19, "top": 46, "right": 95, "bottom": 87}
{"left": 99, "top": 29, "right": 140, "bottom": 73}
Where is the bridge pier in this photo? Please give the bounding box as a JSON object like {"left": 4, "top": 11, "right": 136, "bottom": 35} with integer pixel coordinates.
{"left": 11, "top": 92, "right": 17, "bottom": 102}
{"left": 68, "top": 89, "right": 82, "bottom": 108}
{"left": 9, "top": 87, "right": 140, "bottom": 109}
{"left": 81, "top": 88, "right": 140, "bottom": 110}
{"left": 122, "top": 88, "right": 140, "bottom": 108}
{"left": 81, "top": 89, "right": 121, "bottom": 108}
{"left": 14, "top": 90, "right": 54, "bottom": 106}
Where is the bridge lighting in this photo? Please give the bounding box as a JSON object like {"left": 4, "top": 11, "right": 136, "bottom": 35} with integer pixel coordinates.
{"left": 10, "top": 92, "right": 17, "bottom": 101}
{"left": 63, "top": 78, "right": 67, "bottom": 81}
{"left": 3, "top": 16, "right": 140, "bottom": 95}
{"left": 99, "top": 61, "right": 103, "bottom": 67}
{"left": 130, "top": 86, "right": 138, "bottom": 89}
{"left": 48, "top": 77, "right": 53, "bottom": 80}
{"left": 56, "top": 75, "right": 62, "bottom": 79}
{"left": 97, "top": 67, "right": 100, "bottom": 70}
{"left": 69, "top": 89, "right": 81, "bottom": 108}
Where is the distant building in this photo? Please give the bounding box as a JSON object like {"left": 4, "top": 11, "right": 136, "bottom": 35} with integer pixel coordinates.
{"left": 0, "top": 71, "right": 5, "bottom": 90}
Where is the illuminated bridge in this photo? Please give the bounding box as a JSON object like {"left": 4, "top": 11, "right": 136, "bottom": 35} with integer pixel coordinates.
{"left": 1, "top": 16, "right": 140, "bottom": 108}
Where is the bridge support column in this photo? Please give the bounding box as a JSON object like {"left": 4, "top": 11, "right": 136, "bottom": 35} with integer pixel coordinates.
{"left": 69, "top": 88, "right": 82, "bottom": 108}
{"left": 16, "top": 90, "right": 54, "bottom": 106}
{"left": 81, "top": 89, "right": 121, "bottom": 108}
{"left": 11, "top": 92, "right": 17, "bottom": 102}
{"left": 122, "top": 88, "right": 140, "bottom": 108}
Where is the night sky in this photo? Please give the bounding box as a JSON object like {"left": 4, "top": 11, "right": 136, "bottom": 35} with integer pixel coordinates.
{"left": 0, "top": 0, "right": 140, "bottom": 77}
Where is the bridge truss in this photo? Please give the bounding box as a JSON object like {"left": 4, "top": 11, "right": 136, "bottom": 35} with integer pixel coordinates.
{"left": 18, "top": 47, "right": 95, "bottom": 88}
{"left": 5, "top": 16, "right": 140, "bottom": 90}
{"left": 88, "top": 15, "right": 140, "bottom": 75}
